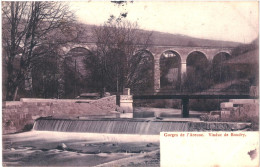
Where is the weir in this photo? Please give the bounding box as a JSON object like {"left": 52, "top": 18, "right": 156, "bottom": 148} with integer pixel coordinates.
{"left": 34, "top": 118, "right": 251, "bottom": 134}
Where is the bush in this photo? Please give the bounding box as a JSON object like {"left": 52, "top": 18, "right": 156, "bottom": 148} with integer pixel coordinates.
{"left": 200, "top": 114, "right": 220, "bottom": 121}
{"left": 22, "top": 123, "right": 34, "bottom": 132}
{"left": 134, "top": 99, "right": 181, "bottom": 109}
{"left": 189, "top": 99, "right": 227, "bottom": 111}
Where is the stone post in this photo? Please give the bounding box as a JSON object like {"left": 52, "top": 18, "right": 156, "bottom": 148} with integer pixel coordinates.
{"left": 120, "top": 88, "right": 133, "bottom": 113}
{"left": 181, "top": 98, "right": 189, "bottom": 118}
{"left": 250, "top": 86, "right": 258, "bottom": 97}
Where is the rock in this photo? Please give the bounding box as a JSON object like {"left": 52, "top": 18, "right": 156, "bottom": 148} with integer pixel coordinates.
{"left": 210, "top": 111, "right": 221, "bottom": 116}
{"left": 104, "top": 92, "right": 111, "bottom": 97}
{"left": 115, "top": 106, "right": 124, "bottom": 113}
{"left": 56, "top": 143, "right": 67, "bottom": 150}
{"left": 208, "top": 115, "right": 220, "bottom": 121}
{"left": 230, "top": 99, "right": 257, "bottom": 105}
{"left": 146, "top": 143, "right": 153, "bottom": 147}
{"left": 221, "top": 110, "right": 231, "bottom": 120}
{"left": 200, "top": 114, "right": 220, "bottom": 122}
{"left": 155, "top": 117, "right": 163, "bottom": 120}
{"left": 200, "top": 114, "right": 209, "bottom": 121}
{"left": 220, "top": 102, "right": 233, "bottom": 109}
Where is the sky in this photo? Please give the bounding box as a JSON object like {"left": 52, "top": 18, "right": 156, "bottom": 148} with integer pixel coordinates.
{"left": 69, "top": 1, "right": 259, "bottom": 43}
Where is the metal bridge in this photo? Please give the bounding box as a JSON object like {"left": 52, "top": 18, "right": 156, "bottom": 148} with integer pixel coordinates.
{"left": 132, "top": 91, "right": 258, "bottom": 118}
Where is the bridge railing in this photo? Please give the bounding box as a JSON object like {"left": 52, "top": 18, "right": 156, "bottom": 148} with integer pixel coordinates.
{"left": 130, "top": 89, "right": 250, "bottom": 96}
{"left": 106, "top": 87, "right": 255, "bottom": 97}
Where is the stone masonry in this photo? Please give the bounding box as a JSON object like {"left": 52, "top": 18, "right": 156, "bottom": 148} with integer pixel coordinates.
{"left": 220, "top": 99, "right": 259, "bottom": 124}
{"left": 2, "top": 96, "right": 117, "bottom": 134}
{"left": 59, "top": 43, "right": 233, "bottom": 90}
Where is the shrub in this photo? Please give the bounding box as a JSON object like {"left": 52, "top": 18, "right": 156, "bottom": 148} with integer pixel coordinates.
{"left": 136, "top": 99, "right": 181, "bottom": 109}
{"left": 189, "top": 99, "right": 227, "bottom": 111}
{"left": 22, "top": 123, "right": 34, "bottom": 132}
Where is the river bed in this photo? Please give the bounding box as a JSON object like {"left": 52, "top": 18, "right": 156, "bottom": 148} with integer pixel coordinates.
{"left": 3, "top": 131, "right": 160, "bottom": 167}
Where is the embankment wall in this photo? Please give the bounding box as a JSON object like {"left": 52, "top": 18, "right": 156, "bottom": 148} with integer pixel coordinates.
{"left": 2, "top": 96, "right": 117, "bottom": 134}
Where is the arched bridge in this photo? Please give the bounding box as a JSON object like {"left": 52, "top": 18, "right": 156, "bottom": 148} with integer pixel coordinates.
{"left": 58, "top": 42, "right": 234, "bottom": 90}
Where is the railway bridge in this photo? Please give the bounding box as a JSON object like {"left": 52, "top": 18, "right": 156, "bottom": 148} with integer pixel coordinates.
{"left": 59, "top": 42, "right": 234, "bottom": 90}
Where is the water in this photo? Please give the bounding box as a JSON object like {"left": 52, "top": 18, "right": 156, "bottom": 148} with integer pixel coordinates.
{"left": 34, "top": 118, "right": 190, "bottom": 135}
{"left": 3, "top": 131, "right": 160, "bottom": 166}
{"left": 4, "top": 118, "right": 252, "bottom": 166}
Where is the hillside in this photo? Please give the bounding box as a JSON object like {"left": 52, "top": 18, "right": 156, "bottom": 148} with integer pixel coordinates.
{"left": 76, "top": 23, "right": 242, "bottom": 47}
{"left": 149, "top": 31, "right": 241, "bottom": 47}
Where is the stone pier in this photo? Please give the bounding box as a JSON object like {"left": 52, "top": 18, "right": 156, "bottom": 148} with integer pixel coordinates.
{"left": 119, "top": 88, "right": 133, "bottom": 118}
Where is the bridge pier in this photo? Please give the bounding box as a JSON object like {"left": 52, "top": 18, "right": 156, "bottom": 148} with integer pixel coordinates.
{"left": 181, "top": 98, "right": 189, "bottom": 118}
{"left": 181, "top": 62, "right": 187, "bottom": 75}
{"left": 180, "top": 62, "right": 187, "bottom": 86}
{"left": 154, "top": 57, "right": 160, "bottom": 90}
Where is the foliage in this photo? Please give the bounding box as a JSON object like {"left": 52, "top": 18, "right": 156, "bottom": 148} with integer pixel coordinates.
{"left": 31, "top": 54, "right": 59, "bottom": 98}
{"left": 160, "top": 51, "right": 181, "bottom": 89}
{"left": 133, "top": 99, "right": 181, "bottom": 109}
{"left": 182, "top": 62, "right": 226, "bottom": 92}
{"left": 182, "top": 66, "right": 213, "bottom": 92}
{"left": 22, "top": 123, "right": 34, "bottom": 132}
{"left": 90, "top": 17, "right": 153, "bottom": 93}
{"left": 189, "top": 99, "right": 225, "bottom": 111}
{"left": 231, "top": 37, "right": 259, "bottom": 56}
{"left": 2, "top": 1, "right": 75, "bottom": 100}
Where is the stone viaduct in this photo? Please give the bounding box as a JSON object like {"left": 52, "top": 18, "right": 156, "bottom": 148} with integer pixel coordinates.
{"left": 59, "top": 42, "right": 234, "bottom": 90}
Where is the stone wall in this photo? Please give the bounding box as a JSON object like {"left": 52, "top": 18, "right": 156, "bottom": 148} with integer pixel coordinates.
{"left": 220, "top": 99, "right": 259, "bottom": 130}
{"left": 200, "top": 99, "right": 259, "bottom": 130}
{"left": 2, "top": 96, "right": 117, "bottom": 134}
{"left": 220, "top": 99, "right": 259, "bottom": 120}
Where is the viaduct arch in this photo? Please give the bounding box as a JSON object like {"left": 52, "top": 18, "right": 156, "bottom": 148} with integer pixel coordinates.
{"left": 59, "top": 43, "right": 233, "bottom": 91}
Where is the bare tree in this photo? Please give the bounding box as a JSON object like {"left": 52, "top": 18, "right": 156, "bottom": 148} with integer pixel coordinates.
{"left": 2, "top": 1, "right": 75, "bottom": 100}
{"left": 92, "top": 17, "right": 153, "bottom": 93}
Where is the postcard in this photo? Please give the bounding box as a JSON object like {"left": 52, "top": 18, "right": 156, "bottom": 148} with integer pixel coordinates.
{"left": 2, "top": 1, "right": 259, "bottom": 166}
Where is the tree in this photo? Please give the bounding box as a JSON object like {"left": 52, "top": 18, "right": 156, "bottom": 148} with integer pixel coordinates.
{"left": 31, "top": 52, "right": 59, "bottom": 98}
{"left": 2, "top": 1, "right": 75, "bottom": 100}
{"left": 127, "top": 50, "right": 154, "bottom": 93}
{"left": 91, "top": 17, "right": 153, "bottom": 93}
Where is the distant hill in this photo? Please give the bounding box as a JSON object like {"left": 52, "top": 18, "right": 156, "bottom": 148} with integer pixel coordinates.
{"left": 149, "top": 31, "right": 241, "bottom": 47}
{"left": 76, "top": 23, "right": 242, "bottom": 48}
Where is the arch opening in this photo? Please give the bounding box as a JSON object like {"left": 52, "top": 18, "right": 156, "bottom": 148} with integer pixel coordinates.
{"left": 160, "top": 50, "right": 181, "bottom": 90}
{"left": 129, "top": 50, "right": 154, "bottom": 93}
{"left": 212, "top": 52, "right": 230, "bottom": 83}
{"left": 64, "top": 47, "right": 96, "bottom": 98}
{"left": 185, "top": 51, "right": 209, "bottom": 91}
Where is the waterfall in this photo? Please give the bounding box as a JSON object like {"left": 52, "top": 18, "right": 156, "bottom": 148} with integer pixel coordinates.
{"left": 34, "top": 118, "right": 190, "bottom": 135}
{"left": 34, "top": 118, "right": 249, "bottom": 134}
